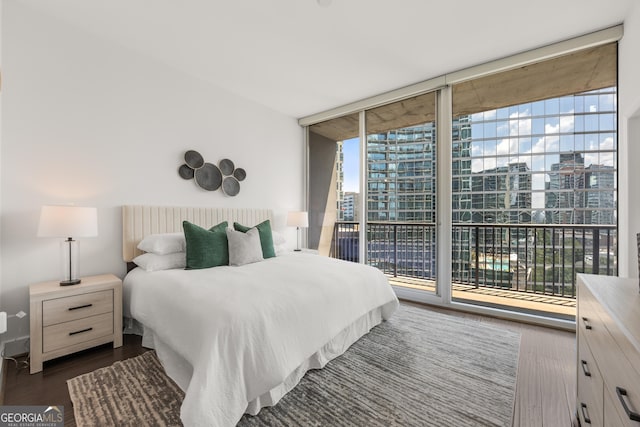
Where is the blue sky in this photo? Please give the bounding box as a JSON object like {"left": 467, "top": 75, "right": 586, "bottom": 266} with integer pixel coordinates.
{"left": 342, "top": 138, "right": 359, "bottom": 192}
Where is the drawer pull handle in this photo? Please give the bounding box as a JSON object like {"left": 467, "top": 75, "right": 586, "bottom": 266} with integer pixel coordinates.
{"left": 68, "top": 303, "right": 93, "bottom": 311}
{"left": 69, "top": 327, "right": 93, "bottom": 336}
{"left": 580, "top": 403, "right": 591, "bottom": 424}
{"left": 582, "top": 317, "right": 592, "bottom": 330}
{"left": 616, "top": 387, "right": 640, "bottom": 421}
{"left": 580, "top": 360, "right": 591, "bottom": 377}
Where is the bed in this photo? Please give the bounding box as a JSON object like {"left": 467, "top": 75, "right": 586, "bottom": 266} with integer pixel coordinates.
{"left": 121, "top": 205, "right": 399, "bottom": 427}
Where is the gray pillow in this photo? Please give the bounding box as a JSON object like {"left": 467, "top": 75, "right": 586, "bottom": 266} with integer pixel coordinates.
{"left": 226, "top": 227, "right": 264, "bottom": 266}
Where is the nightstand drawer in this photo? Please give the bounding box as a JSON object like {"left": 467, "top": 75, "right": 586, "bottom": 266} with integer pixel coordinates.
{"left": 42, "top": 312, "right": 113, "bottom": 353}
{"left": 43, "top": 290, "right": 113, "bottom": 327}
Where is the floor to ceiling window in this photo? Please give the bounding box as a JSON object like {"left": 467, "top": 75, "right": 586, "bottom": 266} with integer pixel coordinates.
{"left": 449, "top": 43, "right": 617, "bottom": 319}
{"left": 301, "top": 28, "right": 621, "bottom": 324}
{"left": 365, "top": 92, "right": 438, "bottom": 294}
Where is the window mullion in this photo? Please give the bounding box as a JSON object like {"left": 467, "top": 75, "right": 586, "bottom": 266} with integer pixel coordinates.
{"left": 437, "top": 86, "right": 453, "bottom": 304}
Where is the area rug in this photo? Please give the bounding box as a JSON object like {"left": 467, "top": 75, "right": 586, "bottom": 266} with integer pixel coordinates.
{"left": 68, "top": 304, "right": 520, "bottom": 426}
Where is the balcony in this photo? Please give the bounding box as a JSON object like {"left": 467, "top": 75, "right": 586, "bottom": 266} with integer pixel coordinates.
{"left": 331, "top": 221, "right": 617, "bottom": 320}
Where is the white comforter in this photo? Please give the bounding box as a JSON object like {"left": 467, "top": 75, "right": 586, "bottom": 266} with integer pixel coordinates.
{"left": 126, "top": 253, "right": 398, "bottom": 427}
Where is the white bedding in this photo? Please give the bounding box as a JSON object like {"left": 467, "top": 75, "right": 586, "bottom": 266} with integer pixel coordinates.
{"left": 125, "top": 253, "right": 398, "bottom": 427}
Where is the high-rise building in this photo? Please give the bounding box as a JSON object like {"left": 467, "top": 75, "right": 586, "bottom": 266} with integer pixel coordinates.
{"left": 546, "top": 152, "right": 586, "bottom": 224}
{"left": 470, "top": 162, "right": 532, "bottom": 224}
{"left": 341, "top": 192, "right": 359, "bottom": 221}
{"left": 545, "top": 154, "right": 616, "bottom": 225}
{"left": 585, "top": 164, "right": 615, "bottom": 224}
{"left": 367, "top": 125, "right": 436, "bottom": 222}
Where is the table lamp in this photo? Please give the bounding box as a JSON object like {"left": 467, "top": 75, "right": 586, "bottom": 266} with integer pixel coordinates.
{"left": 37, "top": 205, "right": 98, "bottom": 286}
{"left": 287, "top": 211, "right": 308, "bottom": 251}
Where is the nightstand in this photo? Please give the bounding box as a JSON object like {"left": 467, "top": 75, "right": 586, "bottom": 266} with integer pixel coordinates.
{"left": 29, "top": 274, "right": 123, "bottom": 374}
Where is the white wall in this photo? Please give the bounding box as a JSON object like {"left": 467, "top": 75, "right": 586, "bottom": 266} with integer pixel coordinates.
{"left": 618, "top": 2, "right": 640, "bottom": 279}
{"left": 0, "top": 3, "right": 303, "bottom": 341}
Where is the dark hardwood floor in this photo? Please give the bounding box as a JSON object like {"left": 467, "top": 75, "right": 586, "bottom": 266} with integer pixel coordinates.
{"left": 1, "top": 335, "right": 149, "bottom": 427}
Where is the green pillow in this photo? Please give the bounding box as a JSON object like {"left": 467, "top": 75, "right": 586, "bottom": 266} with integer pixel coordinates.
{"left": 233, "top": 220, "right": 276, "bottom": 259}
{"left": 183, "top": 221, "right": 229, "bottom": 269}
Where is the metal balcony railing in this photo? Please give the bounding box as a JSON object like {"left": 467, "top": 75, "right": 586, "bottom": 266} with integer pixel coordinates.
{"left": 331, "top": 221, "right": 617, "bottom": 298}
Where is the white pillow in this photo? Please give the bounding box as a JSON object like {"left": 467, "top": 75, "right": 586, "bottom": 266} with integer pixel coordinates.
{"left": 226, "top": 227, "right": 264, "bottom": 266}
{"left": 137, "top": 232, "right": 186, "bottom": 255}
{"left": 133, "top": 252, "right": 186, "bottom": 271}
{"left": 272, "top": 230, "right": 287, "bottom": 256}
{"left": 272, "top": 230, "right": 286, "bottom": 245}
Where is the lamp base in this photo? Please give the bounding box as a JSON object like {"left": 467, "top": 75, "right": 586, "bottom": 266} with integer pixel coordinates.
{"left": 294, "top": 249, "right": 302, "bottom": 252}
{"left": 60, "top": 279, "right": 81, "bottom": 286}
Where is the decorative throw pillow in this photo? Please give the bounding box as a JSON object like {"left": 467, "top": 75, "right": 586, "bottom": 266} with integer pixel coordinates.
{"left": 272, "top": 230, "right": 287, "bottom": 256}
{"left": 133, "top": 252, "right": 186, "bottom": 272}
{"left": 233, "top": 220, "right": 276, "bottom": 259}
{"left": 183, "top": 221, "right": 229, "bottom": 269}
{"left": 137, "top": 232, "right": 186, "bottom": 255}
{"left": 226, "top": 227, "right": 264, "bottom": 266}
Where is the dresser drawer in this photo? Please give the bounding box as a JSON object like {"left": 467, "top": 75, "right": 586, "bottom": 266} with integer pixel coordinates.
{"left": 605, "top": 386, "right": 640, "bottom": 426}
{"left": 578, "top": 335, "right": 604, "bottom": 426}
{"left": 580, "top": 311, "right": 640, "bottom": 425}
{"left": 42, "top": 312, "right": 114, "bottom": 353}
{"left": 579, "top": 279, "right": 640, "bottom": 426}
{"left": 42, "top": 290, "right": 113, "bottom": 327}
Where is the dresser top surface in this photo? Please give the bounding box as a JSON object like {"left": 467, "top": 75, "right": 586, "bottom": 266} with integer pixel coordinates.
{"left": 579, "top": 273, "right": 640, "bottom": 350}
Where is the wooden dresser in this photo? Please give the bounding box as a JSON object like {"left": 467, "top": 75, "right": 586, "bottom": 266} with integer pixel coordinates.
{"left": 577, "top": 273, "right": 640, "bottom": 426}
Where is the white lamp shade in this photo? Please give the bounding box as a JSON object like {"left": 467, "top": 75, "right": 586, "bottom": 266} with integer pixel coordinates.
{"left": 37, "top": 205, "right": 98, "bottom": 238}
{"left": 287, "top": 211, "right": 309, "bottom": 228}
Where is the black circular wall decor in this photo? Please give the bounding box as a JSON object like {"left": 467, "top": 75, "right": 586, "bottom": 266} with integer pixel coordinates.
{"left": 185, "top": 150, "right": 205, "bottom": 169}
{"left": 222, "top": 176, "right": 240, "bottom": 196}
{"left": 233, "top": 168, "right": 247, "bottom": 181}
{"left": 178, "top": 164, "right": 195, "bottom": 179}
{"left": 194, "top": 163, "right": 222, "bottom": 191}
{"left": 179, "top": 150, "right": 245, "bottom": 197}
{"left": 219, "top": 159, "right": 235, "bottom": 176}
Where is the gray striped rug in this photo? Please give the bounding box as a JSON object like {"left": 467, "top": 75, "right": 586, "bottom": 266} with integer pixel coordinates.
{"left": 68, "top": 304, "right": 520, "bottom": 426}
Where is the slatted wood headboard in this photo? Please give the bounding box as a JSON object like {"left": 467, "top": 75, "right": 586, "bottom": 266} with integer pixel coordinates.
{"left": 122, "top": 205, "right": 274, "bottom": 262}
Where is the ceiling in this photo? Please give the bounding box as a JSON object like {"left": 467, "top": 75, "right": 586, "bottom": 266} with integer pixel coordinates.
{"left": 22, "top": 0, "right": 634, "bottom": 119}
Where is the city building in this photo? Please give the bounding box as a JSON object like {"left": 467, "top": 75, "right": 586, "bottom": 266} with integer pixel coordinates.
{"left": 341, "top": 191, "right": 359, "bottom": 221}
{"left": 366, "top": 125, "right": 436, "bottom": 222}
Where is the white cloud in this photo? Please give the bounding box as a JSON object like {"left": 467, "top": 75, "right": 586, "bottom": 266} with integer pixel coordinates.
{"left": 530, "top": 135, "right": 559, "bottom": 154}
{"left": 584, "top": 137, "right": 615, "bottom": 167}
{"left": 509, "top": 110, "right": 531, "bottom": 136}
{"left": 560, "top": 115, "right": 574, "bottom": 132}
{"left": 483, "top": 110, "right": 497, "bottom": 120}
{"left": 496, "top": 138, "right": 517, "bottom": 156}
{"left": 600, "top": 136, "right": 614, "bottom": 150}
